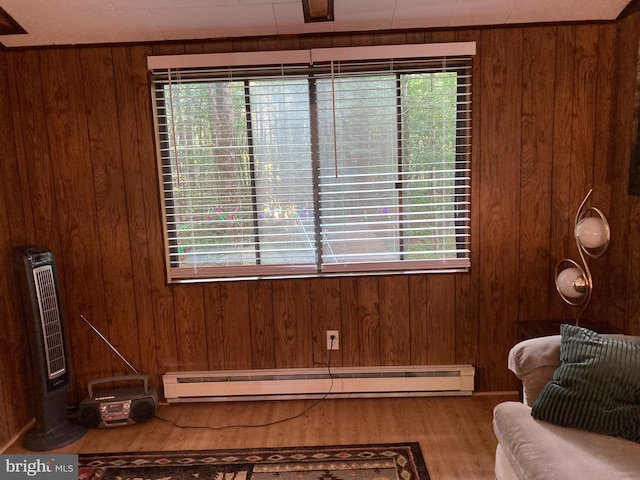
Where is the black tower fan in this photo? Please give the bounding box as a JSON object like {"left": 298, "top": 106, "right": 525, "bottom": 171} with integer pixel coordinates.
{"left": 14, "top": 245, "right": 86, "bottom": 451}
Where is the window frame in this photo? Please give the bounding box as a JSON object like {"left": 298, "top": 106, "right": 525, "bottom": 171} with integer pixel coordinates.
{"left": 148, "top": 43, "right": 476, "bottom": 282}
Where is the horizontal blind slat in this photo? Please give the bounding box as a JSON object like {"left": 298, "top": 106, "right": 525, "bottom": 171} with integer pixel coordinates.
{"left": 151, "top": 45, "right": 473, "bottom": 281}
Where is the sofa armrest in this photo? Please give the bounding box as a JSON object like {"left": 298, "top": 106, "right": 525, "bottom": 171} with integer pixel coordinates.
{"left": 508, "top": 332, "right": 640, "bottom": 406}
{"left": 508, "top": 335, "right": 561, "bottom": 406}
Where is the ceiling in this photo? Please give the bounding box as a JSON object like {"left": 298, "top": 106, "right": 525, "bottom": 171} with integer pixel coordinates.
{"left": 0, "top": 0, "right": 634, "bottom": 49}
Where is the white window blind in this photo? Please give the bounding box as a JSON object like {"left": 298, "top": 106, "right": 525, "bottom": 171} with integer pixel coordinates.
{"left": 149, "top": 43, "right": 475, "bottom": 282}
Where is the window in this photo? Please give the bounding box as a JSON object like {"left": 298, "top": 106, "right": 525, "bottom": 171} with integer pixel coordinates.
{"left": 149, "top": 43, "right": 475, "bottom": 282}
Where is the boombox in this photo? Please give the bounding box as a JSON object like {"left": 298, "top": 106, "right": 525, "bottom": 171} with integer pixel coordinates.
{"left": 78, "top": 375, "right": 158, "bottom": 428}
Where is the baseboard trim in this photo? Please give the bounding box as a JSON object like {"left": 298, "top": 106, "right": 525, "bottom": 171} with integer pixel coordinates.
{"left": 472, "top": 390, "right": 519, "bottom": 397}
{"left": 0, "top": 418, "right": 34, "bottom": 454}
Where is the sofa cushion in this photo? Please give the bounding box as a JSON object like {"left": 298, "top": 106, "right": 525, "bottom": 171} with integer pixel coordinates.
{"left": 494, "top": 401, "right": 640, "bottom": 480}
{"left": 531, "top": 324, "right": 640, "bottom": 442}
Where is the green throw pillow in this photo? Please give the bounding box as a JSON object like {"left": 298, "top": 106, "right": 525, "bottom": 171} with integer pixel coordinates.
{"left": 531, "top": 324, "right": 640, "bottom": 442}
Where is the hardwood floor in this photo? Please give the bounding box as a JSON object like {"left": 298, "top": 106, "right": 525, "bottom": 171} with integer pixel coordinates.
{"left": 4, "top": 393, "right": 517, "bottom": 480}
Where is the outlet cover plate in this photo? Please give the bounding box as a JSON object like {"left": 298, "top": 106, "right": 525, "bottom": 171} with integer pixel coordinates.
{"left": 327, "top": 330, "right": 339, "bottom": 350}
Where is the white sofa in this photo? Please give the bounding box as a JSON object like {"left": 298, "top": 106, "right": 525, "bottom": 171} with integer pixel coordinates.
{"left": 493, "top": 331, "right": 640, "bottom": 480}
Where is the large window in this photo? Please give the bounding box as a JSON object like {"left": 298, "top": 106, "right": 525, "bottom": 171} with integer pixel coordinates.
{"left": 149, "top": 43, "right": 475, "bottom": 282}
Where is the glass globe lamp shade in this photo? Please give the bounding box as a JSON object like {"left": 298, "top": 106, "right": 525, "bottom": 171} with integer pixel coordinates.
{"left": 556, "top": 267, "right": 587, "bottom": 298}
{"left": 576, "top": 216, "right": 607, "bottom": 249}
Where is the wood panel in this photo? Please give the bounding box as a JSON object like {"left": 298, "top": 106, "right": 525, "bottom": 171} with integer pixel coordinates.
{"left": 310, "top": 278, "right": 342, "bottom": 367}
{"left": 0, "top": 51, "right": 32, "bottom": 447}
{"left": 248, "top": 280, "right": 277, "bottom": 369}
{"left": 426, "top": 275, "right": 456, "bottom": 364}
{"left": 2, "top": 18, "right": 640, "bottom": 447}
{"left": 204, "top": 284, "right": 226, "bottom": 370}
{"left": 111, "top": 45, "right": 160, "bottom": 382}
{"left": 174, "top": 286, "right": 208, "bottom": 370}
{"left": 409, "top": 275, "right": 428, "bottom": 364}
{"left": 569, "top": 26, "right": 598, "bottom": 200}
{"left": 274, "top": 280, "right": 313, "bottom": 368}
{"left": 339, "top": 277, "right": 361, "bottom": 366}
{"left": 519, "top": 26, "right": 556, "bottom": 321}
{"left": 453, "top": 29, "right": 482, "bottom": 367}
{"left": 220, "top": 282, "right": 252, "bottom": 370}
{"left": 40, "top": 49, "right": 112, "bottom": 392}
{"left": 477, "top": 28, "right": 522, "bottom": 391}
{"left": 590, "top": 25, "right": 625, "bottom": 329}
{"left": 136, "top": 43, "right": 180, "bottom": 383}
{"left": 356, "top": 277, "right": 381, "bottom": 365}
{"left": 379, "top": 276, "right": 410, "bottom": 365}
{"left": 80, "top": 46, "right": 142, "bottom": 376}
{"left": 549, "top": 26, "right": 578, "bottom": 321}
{"left": 6, "top": 52, "right": 37, "bottom": 244}
{"left": 615, "top": 13, "right": 640, "bottom": 336}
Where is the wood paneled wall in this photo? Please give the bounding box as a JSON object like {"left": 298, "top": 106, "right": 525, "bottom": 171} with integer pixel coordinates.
{"left": 2, "top": 18, "right": 640, "bottom": 448}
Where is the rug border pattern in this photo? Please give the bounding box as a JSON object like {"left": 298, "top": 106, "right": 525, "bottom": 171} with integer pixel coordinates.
{"left": 78, "top": 442, "right": 430, "bottom": 480}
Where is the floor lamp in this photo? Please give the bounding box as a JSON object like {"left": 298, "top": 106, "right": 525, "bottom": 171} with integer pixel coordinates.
{"left": 554, "top": 189, "right": 610, "bottom": 324}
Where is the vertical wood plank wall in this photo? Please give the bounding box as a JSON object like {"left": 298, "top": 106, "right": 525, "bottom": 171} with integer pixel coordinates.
{"left": 2, "top": 18, "right": 640, "bottom": 447}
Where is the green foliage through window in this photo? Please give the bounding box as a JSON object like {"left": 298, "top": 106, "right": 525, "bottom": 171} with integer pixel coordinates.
{"left": 150, "top": 46, "right": 474, "bottom": 281}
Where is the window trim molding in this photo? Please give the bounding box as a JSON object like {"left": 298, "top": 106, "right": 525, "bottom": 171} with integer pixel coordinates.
{"left": 148, "top": 42, "right": 476, "bottom": 283}
{"left": 147, "top": 42, "right": 476, "bottom": 71}
{"left": 169, "top": 258, "right": 472, "bottom": 283}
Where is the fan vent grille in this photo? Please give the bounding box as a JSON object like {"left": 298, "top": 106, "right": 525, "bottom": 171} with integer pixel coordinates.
{"left": 33, "top": 265, "right": 66, "bottom": 379}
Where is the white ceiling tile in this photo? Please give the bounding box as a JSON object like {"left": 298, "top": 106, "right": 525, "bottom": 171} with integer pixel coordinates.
{"left": 0, "top": 0, "right": 635, "bottom": 48}
{"left": 150, "top": 7, "right": 223, "bottom": 40}
{"left": 0, "top": 2, "right": 51, "bottom": 46}
{"left": 1, "top": 3, "right": 103, "bottom": 45}
{"left": 274, "top": 1, "right": 334, "bottom": 35}
{"left": 240, "top": 0, "right": 293, "bottom": 4}
{"left": 565, "top": 0, "right": 630, "bottom": 20}
{"left": 209, "top": 4, "right": 279, "bottom": 37}
{"left": 213, "top": 4, "right": 276, "bottom": 28}
{"left": 272, "top": 0, "right": 303, "bottom": 25}
{"left": 0, "top": 1, "right": 46, "bottom": 24}
{"left": 506, "top": 0, "right": 573, "bottom": 23}
{"left": 508, "top": 0, "right": 628, "bottom": 23}
{"left": 449, "top": 0, "right": 517, "bottom": 26}
{"left": 44, "top": 0, "right": 115, "bottom": 11}
{"left": 0, "top": 22, "right": 53, "bottom": 47}
{"left": 87, "top": 9, "right": 165, "bottom": 43}
{"left": 0, "top": 0, "right": 35, "bottom": 10}
{"left": 150, "top": 4, "right": 278, "bottom": 40}
{"left": 392, "top": 0, "right": 456, "bottom": 29}
{"left": 109, "top": 0, "right": 237, "bottom": 9}
{"left": 333, "top": 0, "right": 397, "bottom": 31}
{"left": 0, "top": 34, "right": 53, "bottom": 48}
{"left": 43, "top": 11, "right": 109, "bottom": 44}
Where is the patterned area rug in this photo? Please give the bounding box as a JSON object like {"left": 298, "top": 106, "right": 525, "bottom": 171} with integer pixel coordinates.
{"left": 77, "top": 443, "right": 430, "bottom": 480}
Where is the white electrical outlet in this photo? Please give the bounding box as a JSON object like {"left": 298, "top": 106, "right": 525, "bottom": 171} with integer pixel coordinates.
{"left": 326, "top": 330, "right": 339, "bottom": 350}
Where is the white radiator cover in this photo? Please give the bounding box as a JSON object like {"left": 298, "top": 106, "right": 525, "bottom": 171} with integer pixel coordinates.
{"left": 163, "top": 365, "right": 475, "bottom": 402}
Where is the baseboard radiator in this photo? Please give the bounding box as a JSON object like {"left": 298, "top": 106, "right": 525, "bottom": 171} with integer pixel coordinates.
{"left": 162, "top": 365, "right": 475, "bottom": 403}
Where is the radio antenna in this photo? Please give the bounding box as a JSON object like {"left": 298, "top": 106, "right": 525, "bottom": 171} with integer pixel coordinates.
{"left": 80, "top": 314, "right": 140, "bottom": 375}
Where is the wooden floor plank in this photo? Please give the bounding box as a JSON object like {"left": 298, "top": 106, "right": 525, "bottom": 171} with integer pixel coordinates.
{"left": 4, "top": 393, "right": 516, "bottom": 480}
